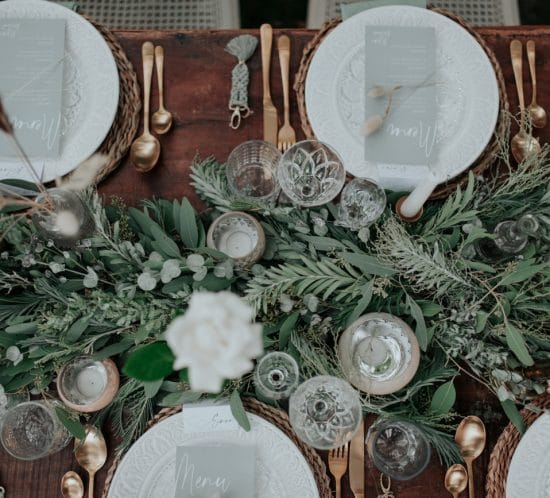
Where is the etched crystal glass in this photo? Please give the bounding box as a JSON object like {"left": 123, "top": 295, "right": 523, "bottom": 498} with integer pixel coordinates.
{"left": 254, "top": 352, "right": 300, "bottom": 400}
{"left": 278, "top": 140, "right": 346, "bottom": 207}
{"left": 226, "top": 140, "right": 281, "bottom": 202}
{"left": 367, "top": 419, "right": 431, "bottom": 480}
{"left": 337, "top": 178, "right": 386, "bottom": 230}
{"left": 289, "top": 375, "right": 362, "bottom": 449}
{"left": 0, "top": 401, "right": 71, "bottom": 460}
{"left": 494, "top": 214, "right": 540, "bottom": 254}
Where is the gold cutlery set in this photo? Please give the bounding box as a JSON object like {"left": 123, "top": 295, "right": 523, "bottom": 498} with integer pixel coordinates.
{"left": 445, "top": 416, "right": 486, "bottom": 498}
{"left": 260, "top": 24, "right": 297, "bottom": 153}
{"left": 328, "top": 421, "right": 366, "bottom": 498}
{"left": 131, "top": 41, "right": 173, "bottom": 173}
{"left": 509, "top": 39, "right": 545, "bottom": 163}
{"left": 60, "top": 425, "right": 108, "bottom": 498}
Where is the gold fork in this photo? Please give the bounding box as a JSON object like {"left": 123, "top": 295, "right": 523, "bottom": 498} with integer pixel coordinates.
{"left": 277, "top": 35, "right": 296, "bottom": 152}
{"left": 328, "top": 444, "right": 349, "bottom": 498}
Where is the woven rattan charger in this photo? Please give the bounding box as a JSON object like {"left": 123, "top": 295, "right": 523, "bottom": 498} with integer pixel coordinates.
{"left": 486, "top": 392, "right": 550, "bottom": 498}
{"left": 101, "top": 397, "right": 332, "bottom": 498}
{"left": 294, "top": 7, "right": 509, "bottom": 200}
{"left": 69, "top": 19, "right": 141, "bottom": 185}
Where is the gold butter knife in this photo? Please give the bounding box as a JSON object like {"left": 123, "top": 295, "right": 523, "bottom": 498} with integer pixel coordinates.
{"left": 260, "top": 23, "right": 278, "bottom": 145}
{"left": 349, "top": 419, "right": 365, "bottom": 498}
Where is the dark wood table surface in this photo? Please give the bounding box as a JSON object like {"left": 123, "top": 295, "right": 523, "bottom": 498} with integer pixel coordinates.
{"left": 2, "top": 25, "right": 550, "bottom": 498}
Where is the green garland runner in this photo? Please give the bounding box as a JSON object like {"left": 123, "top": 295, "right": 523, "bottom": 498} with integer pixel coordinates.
{"left": 0, "top": 133, "right": 548, "bottom": 467}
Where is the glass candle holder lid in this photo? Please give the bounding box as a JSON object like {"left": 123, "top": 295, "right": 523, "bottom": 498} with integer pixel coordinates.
{"left": 338, "top": 313, "right": 420, "bottom": 395}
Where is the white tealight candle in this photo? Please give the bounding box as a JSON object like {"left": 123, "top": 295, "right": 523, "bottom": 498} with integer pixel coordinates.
{"left": 75, "top": 364, "right": 107, "bottom": 401}
{"left": 218, "top": 227, "right": 255, "bottom": 258}
{"left": 363, "top": 337, "right": 388, "bottom": 367}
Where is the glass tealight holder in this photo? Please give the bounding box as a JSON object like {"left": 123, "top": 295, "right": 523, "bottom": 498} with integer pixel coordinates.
{"left": 289, "top": 375, "right": 362, "bottom": 450}
{"left": 57, "top": 356, "right": 120, "bottom": 413}
{"left": 0, "top": 400, "right": 71, "bottom": 460}
{"left": 366, "top": 419, "right": 431, "bottom": 481}
{"left": 32, "top": 188, "right": 95, "bottom": 247}
{"left": 207, "top": 211, "right": 266, "bottom": 268}
{"left": 278, "top": 140, "right": 346, "bottom": 207}
{"left": 254, "top": 352, "right": 300, "bottom": 400}
{"left": 226, "top": 140, "right": 282, "bottom": 203}
{"left": 338, "top": 313, "right": 420, "bottom": 396}
{"left": 336, "top": 178, "right": 386, "bottom": 230}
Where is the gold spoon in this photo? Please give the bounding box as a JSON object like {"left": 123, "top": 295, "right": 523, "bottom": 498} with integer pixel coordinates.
{"left": 510, "top": 40, "right": 540, "bottom": 163}
{"left": 130, "top": 41, "right": 161, "bottom": 172}
{"left": 151, "top": 45, "right": 173, "bottom": 135}
{"left": 526, "top": 40, "right": 547, "bottom": 128}
{"left": 454, "top": 416, "right": 486, "bottom": 498}
{"left": 74, "top": 425, "right": 108, "bottom": 498}
{"left": 444, "top": 464, "right": 468, "bottom": 498}
{"left": 61, "top": 471, "right": 84, "bottom": 498}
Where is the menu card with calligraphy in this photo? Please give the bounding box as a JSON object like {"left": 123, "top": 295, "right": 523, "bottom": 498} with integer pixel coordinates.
{"left": 0, "top": 19, "right": 65, "bottom": 158}
{"left": 364, "top": 25, "right": 437, "bottom": 165}
{"left": 175, "top": 445, "right": 255, "bottom": 498}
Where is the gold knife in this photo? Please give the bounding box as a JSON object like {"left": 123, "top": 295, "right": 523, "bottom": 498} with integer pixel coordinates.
{"left": 349, "top": 419, "right": 365, "bottom": 498}
{"left": 260, "top": 23, "right": 278, "bottom": 145}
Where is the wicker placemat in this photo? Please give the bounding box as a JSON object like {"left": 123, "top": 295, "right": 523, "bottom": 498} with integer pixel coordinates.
{"left": 101, "top": 397, "right": 332, "bottom": 498}
{"left": 486, "top": 392, "right": 550, "bottom": 498}
{"left": 77, "top": 19, "right": 141, "bottom": 184}
{"left": 294, "top": 7, "right": 509, "bottom": 200}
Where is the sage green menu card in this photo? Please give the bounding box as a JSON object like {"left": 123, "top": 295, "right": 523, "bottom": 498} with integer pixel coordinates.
{"left": 364, "top": 25, "right": 437, "bottom": 165}
{"left": 0, "top": 19, "right": 66, "bottom": 158}
{"left": 175, "top": 444, "right": 255, "bottom": 498}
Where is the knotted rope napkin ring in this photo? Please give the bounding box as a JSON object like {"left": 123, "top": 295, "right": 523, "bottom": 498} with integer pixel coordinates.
{"left": 225, "top": 34, "right": 258, "bottom": 129}
{"left": 377, "top": 474, "right": 395, "bottom": 498}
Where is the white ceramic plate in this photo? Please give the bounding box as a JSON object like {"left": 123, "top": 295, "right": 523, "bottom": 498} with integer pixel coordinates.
{"left": 107, "top": 411, "right": 320, "bottom": 498}
{"left": 0, "top": 0, "right": 119, "bottom": 182}
{"left": 506, "top": 412, "right": 550, "bottom": 498}
{"left": 305, "top": 5, "right": 499, "bottom": 192}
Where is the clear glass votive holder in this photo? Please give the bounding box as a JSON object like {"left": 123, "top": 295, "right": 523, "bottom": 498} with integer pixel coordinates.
{"left": 0, "top": 400, "right": 71, "bottom": 460}
{"left": 338, "top": 313, "right": 420, "bottom": 396}
{"left": 336, "top": 178, "right": 386, "bottom": 230}
{"left": 254, "top": 352, "right": 300, "bottom": 400}
{"left": 226, "top": 140, "right": 282, "bottom": 203}
{"left": 57, "top": 356, "right": 120, "bottom": 413}
{"left": 207, "top": 211, "right": 266, "bottom": 268}
{"left": 277, "top": 140, "right": 346, "bottom": 207}
{"left": 32, "top": 188, "right": 95, "bottom": 247}
{"left": 366, "top": 419, "right": 431, "bottom": 481}
{"left": 289, "top": 375, "right": 362, "bottom": 450}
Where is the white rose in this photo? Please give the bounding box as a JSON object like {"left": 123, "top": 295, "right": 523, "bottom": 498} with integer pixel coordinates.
{"left": 165, "top": 291, "right": 263, "bottom": 393}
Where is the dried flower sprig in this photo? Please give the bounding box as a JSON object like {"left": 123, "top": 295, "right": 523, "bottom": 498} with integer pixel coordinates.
{"left": 361, "top": 78, "right": 438, "bottom": 137}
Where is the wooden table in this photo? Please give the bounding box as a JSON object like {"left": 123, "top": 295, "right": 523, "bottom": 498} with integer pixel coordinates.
{"left": 1, "top": 25, "right": 550, "bottom": 498}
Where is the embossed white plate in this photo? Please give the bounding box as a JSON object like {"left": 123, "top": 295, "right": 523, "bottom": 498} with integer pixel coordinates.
{"left": 0, "top": 0, "right": 119, "bottom": 182}
{"left": 107, "top": 411, "right": 320, "bottom": 498}
{"left": 506, "top": 412, "right": 550, "bottom": 498}
{"left": 305, "top": 6, "right": 499, "bottom": 191}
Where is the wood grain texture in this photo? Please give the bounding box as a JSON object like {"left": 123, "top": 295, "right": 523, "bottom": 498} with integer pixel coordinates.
{"left": 1, "top": 26, "right": 549, "bottom": 498}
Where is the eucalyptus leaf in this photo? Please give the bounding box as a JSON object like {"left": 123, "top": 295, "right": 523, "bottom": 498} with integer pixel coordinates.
{"left": 55, "top": 406, "right": 86, "bottom": 440}
{"left": 430, "top": 380, "right": 456, "bottom": 414}
{"left": 505, "top": 323, "right": 534, "bottom": 366}
{"left": 406, "top": 295, "right": 428, "bottom": 351}
{"left": 229, "top": 390, "right": 251, "bottom": 432}
{"left": 178, "top": 198, "right": 199, "bottom": 248}
{"left": 279, "top": 312, "right": 300, "bottom": 349}
{"left": 500, "top": 399, "right": 525, "bottom": 433}
{"left": 143, "top": 379, "right": 164, "bottom": 399}
{"left": 66, "top": 316, "right": 91, "bottom": 343}
{"left": 339, "top": 252, "right": 395, "bottom": 277}
{"left": 158, "top": 390, "right": 202, "bottom": 407}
